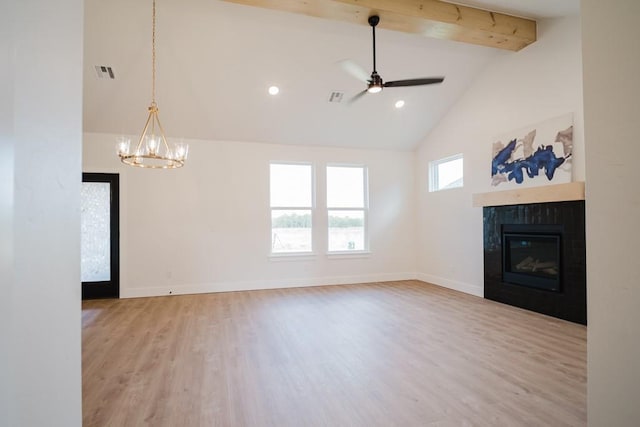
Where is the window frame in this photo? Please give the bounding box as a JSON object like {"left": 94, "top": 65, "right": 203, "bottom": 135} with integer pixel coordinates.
{"left": 429, "top": 153, "right": 464, "bottom": 192}
{"left": 269, "top": 162, "right": 315, "bottom": 256}
{"left": 326, "top": 164, "right": 370, "bottom": 255}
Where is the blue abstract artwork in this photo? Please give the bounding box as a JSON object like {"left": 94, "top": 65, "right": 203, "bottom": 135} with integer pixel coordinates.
{"left": 491, "top": 114, "right": 573, "bottom": 188}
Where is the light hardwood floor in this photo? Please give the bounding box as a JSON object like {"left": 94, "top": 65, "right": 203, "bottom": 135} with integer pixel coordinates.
{"left": 82, "top": 280, "right": 586, "bottom": 426}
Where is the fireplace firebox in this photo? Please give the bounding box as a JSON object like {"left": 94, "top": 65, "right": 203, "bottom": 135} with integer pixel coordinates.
{"left": 502, "top": 225, "right": 562, "bottom": 292}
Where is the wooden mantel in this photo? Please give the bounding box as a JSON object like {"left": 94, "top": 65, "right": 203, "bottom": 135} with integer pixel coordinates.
{"left": 472, "top": 182, "right": 585, "bottom": 207}
{"left": 220, "top": 0, "right": 537, "bottom": 51}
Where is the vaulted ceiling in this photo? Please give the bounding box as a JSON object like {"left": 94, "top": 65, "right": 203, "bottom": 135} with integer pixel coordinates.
{"left": 83, "top": 0, "right": 579, "bottom": 151}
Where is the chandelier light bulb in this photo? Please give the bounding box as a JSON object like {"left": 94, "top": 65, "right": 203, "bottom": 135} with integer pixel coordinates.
{"left": 173, "top": 142, "right": 189, "bottom": 161}
{"left": 146, "top": 135, "right": 160, "bottom": 155}
{"left": 116, "top": 136, "right": 131, "bottom": 156}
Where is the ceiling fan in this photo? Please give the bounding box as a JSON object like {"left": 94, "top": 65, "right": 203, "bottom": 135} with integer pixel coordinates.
{"left": 341, "top": 15, "right": 445, "bottom": 103}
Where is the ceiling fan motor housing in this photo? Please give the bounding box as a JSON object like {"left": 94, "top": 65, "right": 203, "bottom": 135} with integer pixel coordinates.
{"left": 368, "top": 71, "right": 383, "bottom": 93}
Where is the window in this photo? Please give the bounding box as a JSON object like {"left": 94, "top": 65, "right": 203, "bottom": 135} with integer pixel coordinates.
{"left": 327, "top": 165, "right": 368, "bottom": 252}
{"left": 429, "top": 153, "right": 463, "bottom": 192}
{"left": 270, "top": 163, "right": 313, "bottom": 254}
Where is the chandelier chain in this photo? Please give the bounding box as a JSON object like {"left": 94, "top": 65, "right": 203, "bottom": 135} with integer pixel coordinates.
{"left": 152, "top": 0, "right": 156, "bottom": 105}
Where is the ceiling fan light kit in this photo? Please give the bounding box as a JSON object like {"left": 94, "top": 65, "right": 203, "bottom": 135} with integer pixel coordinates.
{"left": 367, "top": 72, "right": 383, "bottom": 93}
{"left": 342, "top": 15, "right": 445, "bottom": 104}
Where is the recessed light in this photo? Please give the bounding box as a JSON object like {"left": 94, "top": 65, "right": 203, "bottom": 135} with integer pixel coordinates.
{"left": 395, "top": 100, "right": 405, "bottom": 109}
{"left": 268, "top": 86, "right": 280, "bottom": 95}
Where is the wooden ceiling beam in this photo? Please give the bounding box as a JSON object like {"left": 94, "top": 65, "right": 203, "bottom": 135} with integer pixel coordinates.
{"left": 220, "top": 0, "right": 536, "bottom": 51}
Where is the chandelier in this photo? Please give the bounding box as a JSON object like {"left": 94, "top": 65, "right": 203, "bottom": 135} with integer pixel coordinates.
{"left": 116, "top": 0, "right": 188, "bottom": 169}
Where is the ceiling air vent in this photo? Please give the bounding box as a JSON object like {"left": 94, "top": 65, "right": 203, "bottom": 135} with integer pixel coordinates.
{"left": 94, "top": 65, "right": 115, "bottom": 80}
{"left": 328, "top": 91, "right": 344, "bottom": 103}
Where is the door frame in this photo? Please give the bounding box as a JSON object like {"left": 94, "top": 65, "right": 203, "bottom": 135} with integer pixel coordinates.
{"left": 82, "top": 173, "right": 120, "bottom": 299}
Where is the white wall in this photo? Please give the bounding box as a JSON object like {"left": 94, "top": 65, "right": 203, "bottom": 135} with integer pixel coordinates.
{"left": 415, "top": 16, "right": 585, "bottom": 296}
{"left": 1, "top": 0, "right": 83, "bottom": 426}
{"left": 582, "top": 0, "right": 640, "bottom": 424}
{"left": 0, "top": 1, "right": 14, "bottom": 420}
{"left": 84, "top": 133, "right": 417, "bottom": 297}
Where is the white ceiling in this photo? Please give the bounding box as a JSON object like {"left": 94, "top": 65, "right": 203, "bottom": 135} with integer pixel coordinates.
{"left": 83, "top": 0, "right": 579, "bottom": 151}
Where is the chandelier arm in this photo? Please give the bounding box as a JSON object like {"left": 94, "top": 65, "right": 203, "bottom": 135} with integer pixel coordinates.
{"left": 136, "top": 109, "right": 155, "bottom": 154}
{"left": 154, "top": 112, "right": 171, "bottom": 153}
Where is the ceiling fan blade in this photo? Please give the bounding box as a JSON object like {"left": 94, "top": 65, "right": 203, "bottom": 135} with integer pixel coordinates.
{"left": 347, "top": 89, "right": 368, "bottom": 105}
{"left": 384, "top": 77, "right": 445, "bottom": 88}
{"left": 338, "top": 59, "right": 370, "bottom": 83}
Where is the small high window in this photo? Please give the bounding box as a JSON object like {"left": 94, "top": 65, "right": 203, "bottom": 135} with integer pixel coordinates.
{"left": 429, "top": 154, "right": 463, "bottom": 192}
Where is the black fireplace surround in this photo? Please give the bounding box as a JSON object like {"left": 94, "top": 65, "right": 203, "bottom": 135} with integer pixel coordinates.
{"left": 483, "top": 201, "right": 586, "bottom": 324}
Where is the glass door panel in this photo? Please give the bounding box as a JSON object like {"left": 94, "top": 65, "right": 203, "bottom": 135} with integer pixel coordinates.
{"left": 81, "top": 173, "right": 119, "bottom": 299}
{"left": 81, "top": 182, "right": 111, "bottom": 282}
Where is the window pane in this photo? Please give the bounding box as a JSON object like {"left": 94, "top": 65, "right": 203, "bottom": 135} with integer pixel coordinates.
{"left": 270, "top": 164, "right": 312, "bottom": 207}
{"left": 430, "top": 155, "right": 463, "bottom": 191}
{"left": 327, "top": 166, "right": 364, "bottom": 208}
{"left": 328, "top": 210, "right": 364, "bottom": 251}
{"left": 81, "top": 182, "right": 111, "bottom": 282}
{"left": 272, "top": 209, "right": 312, "bottom": 253}
{"left": 437, "top": 157, "right": 463, "bottom": 189}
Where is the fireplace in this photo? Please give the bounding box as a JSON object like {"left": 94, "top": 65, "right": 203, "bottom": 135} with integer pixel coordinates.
{"left": 502, "top": 225, "right": 561, "bottom": 292}
{"left": 483, "top": 201, "right": 586, "bottom": 324}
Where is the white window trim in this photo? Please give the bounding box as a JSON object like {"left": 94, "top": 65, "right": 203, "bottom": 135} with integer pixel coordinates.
{"left": 269, "top": 162, "right": 315, "bottom": 256}
{"left": 326, "top": 164, "right": 370, "bottom": 254}
{"left": 429, "top": 153, "right": 464, "bottom": 192}
{"left": 326, "top": 251, "right": 372, "bottom": 259}
{"left": 269, "top": 252, "right": 317, "bottom": 261}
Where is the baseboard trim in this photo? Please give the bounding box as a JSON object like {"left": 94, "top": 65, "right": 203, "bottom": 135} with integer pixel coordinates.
{"left": 416, "top": 273, "right": 483, "bottom": 297}
{"left": 120, "top": 272, "right": 418, "bottom": 298}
